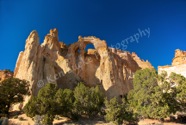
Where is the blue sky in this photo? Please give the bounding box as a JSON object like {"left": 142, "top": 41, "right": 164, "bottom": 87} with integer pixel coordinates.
{"left": 0, "top": 0, "right": 186, "bottom": 71}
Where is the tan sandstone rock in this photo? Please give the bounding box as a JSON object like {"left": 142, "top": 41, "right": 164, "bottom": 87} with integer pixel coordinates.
{"left": 0, "top": 70, "right": 13, "bottom": 82}
{"left": 158, "top": 49, "right": 186, "bottom": 77}
{"left": 13, "top": 29, "right": 153, "bottom": 109}
{"left": 132, "top": 52, "right": 154, "bottom": 69}
{"left": 172, "top": 49, "right": 186, "bottom": 66}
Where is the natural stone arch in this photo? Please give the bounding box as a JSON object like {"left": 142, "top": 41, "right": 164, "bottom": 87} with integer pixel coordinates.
{"left": 67, "top": 36, "right": 107, "bottom": 71}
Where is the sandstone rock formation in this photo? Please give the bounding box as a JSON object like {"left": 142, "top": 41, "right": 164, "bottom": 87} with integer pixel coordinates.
{"left": 0, "top": 70, "right": 13, "bottom": 82}
{"left": 172, "top": 49, "right": 186, "bottom": 66}
{"left": 132, "top": 52, "right": 154, "bottom": 69}
{"left": 14, "top": 28, "right": 153, "bottom": 101}
{"left": 158, "top": 49, "right": 186, "bottom": 77}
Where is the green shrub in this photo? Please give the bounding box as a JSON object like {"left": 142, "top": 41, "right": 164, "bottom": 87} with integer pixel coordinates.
{"left": 73, "top": 83, "right": 104, "bottom": 118}
{"left": 104, "top": 97, "right": 135, "bottom": 125}
{"left": 0, "top": 78, "right": 30, "bottom": 116}
{"left": 24, "top": 82, "right": 104, "bottom": 123}
{"left": 55, "top": 88, "right": 74, "bottom": 118}
{"left": 24, "top": 83, "right": 57, "bottom": 125}
{"left": 128, "top": 69, "right": 174, "bottom": 119}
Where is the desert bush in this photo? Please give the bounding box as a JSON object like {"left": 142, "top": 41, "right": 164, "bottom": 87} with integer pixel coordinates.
{"left": 55, "top": 88, "right": 74, "bottom": 118}
{"left": 104, "top": 97, "right": 136, "bottom": 125}
{"left": 128, "top": 69, "right": 176, "bottom": 120}
{"left": 73, "top": 83, "right": 104, "bottom": 118}
{"left": 0, "top": 78, "right": 30, "bottom": 116}
{"left": 24, "top": 83, "right": 57, "bottom": 125}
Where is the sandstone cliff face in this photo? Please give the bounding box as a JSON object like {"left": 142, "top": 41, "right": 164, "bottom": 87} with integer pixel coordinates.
{"left": 158, "top": 49, "right": 186, "bottom": 77}
{"left": 0, "top": 70, "right": 13, "bottom": 82}
{"left": 172, "top": 49, "right": 186, "bottom": 66}
{"left": 132, "top": 52, "right": 154, "bottom": 69}
{"left": 14, "top": 29, "right": 153, "bottom": 99}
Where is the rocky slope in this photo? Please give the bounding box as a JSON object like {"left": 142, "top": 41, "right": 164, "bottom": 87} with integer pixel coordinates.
{"left": 14, "top": 28, "right": 153, "bottom": 100}
{"left": 158, "top": 49, "right": 186, "bottom": 77}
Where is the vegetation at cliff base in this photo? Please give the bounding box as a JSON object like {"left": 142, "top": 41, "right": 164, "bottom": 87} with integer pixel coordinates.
{"left": 55, "top": 88, "right": 74, "bottom": 118}
{"left": 23, "top": 69, "right": 186, "bottom": 125}
{"left": 73, "top": 83, "right": 104, "bottom": 117}
{"left": 24, "top": 82, "right": 104, "bottom": 125}
{"left": 0, "top": 78, "right": 30, "bottom": 117}
{"left": 169, "top": 72, "right": 186, "bottom": 111}
{"left": 127, "top": 69, "right": 186, "bottom": 121}
{"left": 104, "top": 97, "right": 136, "bottom": 125}
{"left": 128, "top": 69, "right": 172, "bottom": 119}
